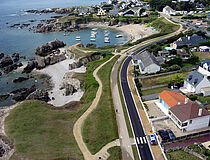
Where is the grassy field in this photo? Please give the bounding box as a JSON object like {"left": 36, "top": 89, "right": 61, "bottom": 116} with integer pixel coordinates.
{"left": 166, "top": 150, "right": 200, "bottom": 160}
{"left": 192, "top": 52, "right": 210, "bottom": 60}
{"left": 151, "top": 17, "right": 179, "bottom": 34}
{"left": 5, "top": 55, "right": 113, "bottom": 160}
{"left": 5, "top": 101, "right": 83, "bottom": 160}
{"left": 141, "top": 72, "right": 189, "bottom": 88}
{"left": 107, "top": 147, "right": 122, "bottom": 160}
{"left": 82, "top": 55, "right": 119, "bottom": 154}
{"left": 142, "top": 86, "right": 170, "bottom": 96}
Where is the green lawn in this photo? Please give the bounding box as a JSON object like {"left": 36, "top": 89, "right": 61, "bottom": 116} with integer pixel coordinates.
{"left": 141, "top": 72, "right": 189, "bottom": 88}
{"left": 166, "top": 150, "right": 200, "bottom": 160}
{"left": 5, "top": 55, "right": 113, "bottom": 160}
{"left": 82, "top": 55, "right": 119, "bottom": 154}
{"left": 192, "top": 52, "right": 210, "bottom": 60}
{"left": 142, "top": 86, "right": 170, "bottom": 96}
{"left": 107, "top": 146, "right": 122, "bottom": 160}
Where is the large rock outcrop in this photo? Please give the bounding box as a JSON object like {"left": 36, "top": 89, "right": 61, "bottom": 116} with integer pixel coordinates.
{"left": 63, "top": 72, "right": 81, "bottom": 96}
{"left": 27, "top": 89, "right": 50, "bottom": 102}
{"left": 0, "top": 55, "right": 13, "bottom": 68}
{"left": 35, "top": 39, "right": 66, "bottom": 56}
{"left": 12, "top": 85, "right": 36, "bottom": 102}
{"left": 69, "top": 54, "right": 103, "bottom": 70}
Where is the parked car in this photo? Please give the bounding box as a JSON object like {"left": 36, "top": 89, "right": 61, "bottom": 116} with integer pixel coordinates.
{"left": 158, "top": 130, "right": 169, "bottom": 140}
{"left": 148, "top": 133, "right": 157, "bottom": 145}
{"left": 166, "top": 129, "right": 176, "bottom": 140}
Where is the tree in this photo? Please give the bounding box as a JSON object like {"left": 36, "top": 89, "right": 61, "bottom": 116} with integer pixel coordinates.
{"left": 169, "top": 74, "right": 184, "bottom": 88}
{"left": 167, "top": 57, "right": 183, "bottom": 66}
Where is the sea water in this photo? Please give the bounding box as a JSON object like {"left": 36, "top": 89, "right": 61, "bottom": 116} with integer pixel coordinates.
{"left": 0, "top": 0, "right": 128, "bottom": 107}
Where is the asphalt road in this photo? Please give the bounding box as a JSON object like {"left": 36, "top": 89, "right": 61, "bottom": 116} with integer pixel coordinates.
{"left": 120, "top": 46, "right": 154, "bottom": 160}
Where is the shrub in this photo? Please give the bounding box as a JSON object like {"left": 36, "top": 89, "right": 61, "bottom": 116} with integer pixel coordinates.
{"left": 188, "top": 95, "right": 197, "bottom": 101}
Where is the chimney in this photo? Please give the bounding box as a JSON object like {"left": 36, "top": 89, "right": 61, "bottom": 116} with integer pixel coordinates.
{"left": 185, "top": 98, "right": 188, "bottom": 104}
{"left": 198, "top": 108, "right": 202, "bottom": 116}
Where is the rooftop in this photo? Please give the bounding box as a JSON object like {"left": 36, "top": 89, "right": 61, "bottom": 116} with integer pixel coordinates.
{"left": 159, "top": 90, "right": 191, "bottom": 108}
{"left": 184, "top": 70, "right": 204, "bottom": 87}
{"left": 169, "top": 102, "right": 210, "bottom": 122}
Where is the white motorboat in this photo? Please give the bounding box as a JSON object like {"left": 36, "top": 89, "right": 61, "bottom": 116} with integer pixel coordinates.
{"left": 76, "top": 36, "right": 81, "bottom": 41}
{"left": 116, "top": 34, "right": 123, "bottom": 38}
{"left": 104, "top": 37, "right": 110, "bottom": 43}
{"left": 92, "top": 28, "right": 98, "bottom": 31}
{"left": 90, "top": 38, "right": 96, "bottom": 42}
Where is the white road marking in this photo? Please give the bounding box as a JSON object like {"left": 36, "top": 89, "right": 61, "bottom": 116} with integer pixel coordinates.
{"left": 140, "top": 137, "right": 143, "bottom": 144}
{"left": 143, "top": 137, "right": 147, "bottom": 143}
{"left": 136, "top": 137, "right": 140, "bottom": 144}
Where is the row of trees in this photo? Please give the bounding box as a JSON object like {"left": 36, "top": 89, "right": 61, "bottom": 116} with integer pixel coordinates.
{"left": 149, "top": 0, "right": 197, "bottom": 11}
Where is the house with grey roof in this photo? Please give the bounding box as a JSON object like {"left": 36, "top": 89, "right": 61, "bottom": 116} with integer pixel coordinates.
{"left": 132, "top": 51, "right": 161, "bottom": 74}
{"left": 182, "top": 70, "right": 210, "bottom": 94}
{"left": 172, "top": 34, "right": 206, "bottom": 49}
{"left": 198, "top": 59, "right": 210, "bottom": 76}
{"left": 169, "top": 102, "right": 210, "bottom": 132}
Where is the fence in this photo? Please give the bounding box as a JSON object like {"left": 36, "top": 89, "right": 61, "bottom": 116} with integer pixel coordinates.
{"left": 162, "top": 129, "right": 210, "bottom": 144}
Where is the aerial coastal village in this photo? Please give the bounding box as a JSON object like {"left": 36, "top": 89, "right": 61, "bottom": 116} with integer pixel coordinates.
{"left": 0, "top": 0, "right": 209, "bottom": 159}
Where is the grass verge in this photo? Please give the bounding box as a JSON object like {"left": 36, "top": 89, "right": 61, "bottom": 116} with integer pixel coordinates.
{"left": 142, "top": 86, "right": 170, "bottom": 96}
{"left": 5, "top": 55, "right": 113, "bottom": 160}
{"left": 166, "top": 150, "right": 200, "bottom": 160}
{"left": 132, "top": 145, "right": 140, "bottom": 160}
{"left": 141, "top": 72, "right": 189, "bottom": 88}
{"left": 82, "top": 55, "right": 120, "bottom": 154}
{"left": 107, "top": 146, "right": 122, "bottom": 160}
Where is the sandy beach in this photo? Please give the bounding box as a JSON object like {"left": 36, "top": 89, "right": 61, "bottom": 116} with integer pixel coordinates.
{"left": 85, "top": 22, "right": 159, "bottom": 42}
{"left": 36, "top": 49, "right": 86, "bottom": 107}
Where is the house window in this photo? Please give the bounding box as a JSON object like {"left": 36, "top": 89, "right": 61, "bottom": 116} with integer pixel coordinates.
{"left": 182, "top": 122, "right": 188, "bottom": 127}
{"left": 189, "top": 120, "right": 192, "bottom": 124}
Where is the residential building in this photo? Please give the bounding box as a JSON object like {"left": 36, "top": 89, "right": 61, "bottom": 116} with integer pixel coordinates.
{"left": 172, "top": 34, "right": 206, "bottom": 49}
{"left": 169, "top": 102, "right": 210, "bottom": 132}
{"left": 177, "top": 0, "right": 195, "bottom": 2}
{"left": 122, "top": 9, "right": 136, "bottom": 16}
{"left": 198, "top": 59, "right": 210, "bottom": 76}
{"left": 176, "top": 49, "right": 191, "bottom": 60}
{"left": 158, "top": 50, "right": 169, "bottom": 57}
{"left": 97, "top": 7, "right": 106, "bottom": 16}
{"left": 199, "top": 46, "right": 210, "bottom": 52}
{"left": 157, "top": 90, "right": 191, "bottom": 115}
{"left": 132, "top": 51, "right": 161, "bottom": 74}
{"left": 182, "top": 70, "right": 210, "bottom": 94}
{"left": 162, "top": 6, "right": 176, "bottom": 16}
{"left": 201, "top": 87, "right": 210, "bottom": 97}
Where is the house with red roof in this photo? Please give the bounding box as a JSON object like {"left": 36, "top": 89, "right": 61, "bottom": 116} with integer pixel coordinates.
{"left": 158, "top": 90, "right": 191, "bottom": 114}
{"left": 169, "top": 102, "right": 210, "bottom": 132}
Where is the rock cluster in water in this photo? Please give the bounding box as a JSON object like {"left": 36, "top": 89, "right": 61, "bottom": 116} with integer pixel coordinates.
{"left": 0, "top": 53, "right": 23, "bottom": 74}
{"left": 35, "top": 39, "right": 66, "bottom": 56}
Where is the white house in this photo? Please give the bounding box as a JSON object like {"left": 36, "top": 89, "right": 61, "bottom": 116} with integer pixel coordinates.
{"left": 169, "top": 102, "right": 210, "bottom": 132}
{"left": 97, "top": 7, "right": 106, "bottom": 16}
{"left": 162, "top": 5, "right": 176, "bottom": 16}
{"left": 182, "top": 70, "right": 210, "bottom": 94}
{"left": 198, "top": 59, "right": 210, "bottom": 76}
{"left": 199, "top": 46, "right": 210, "bottom": 52}
{"left": 177, "top": 0, "right": 195, "bottom": 2}
{"left": 132, "top": 51, "right": 160, "bottom": 74}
